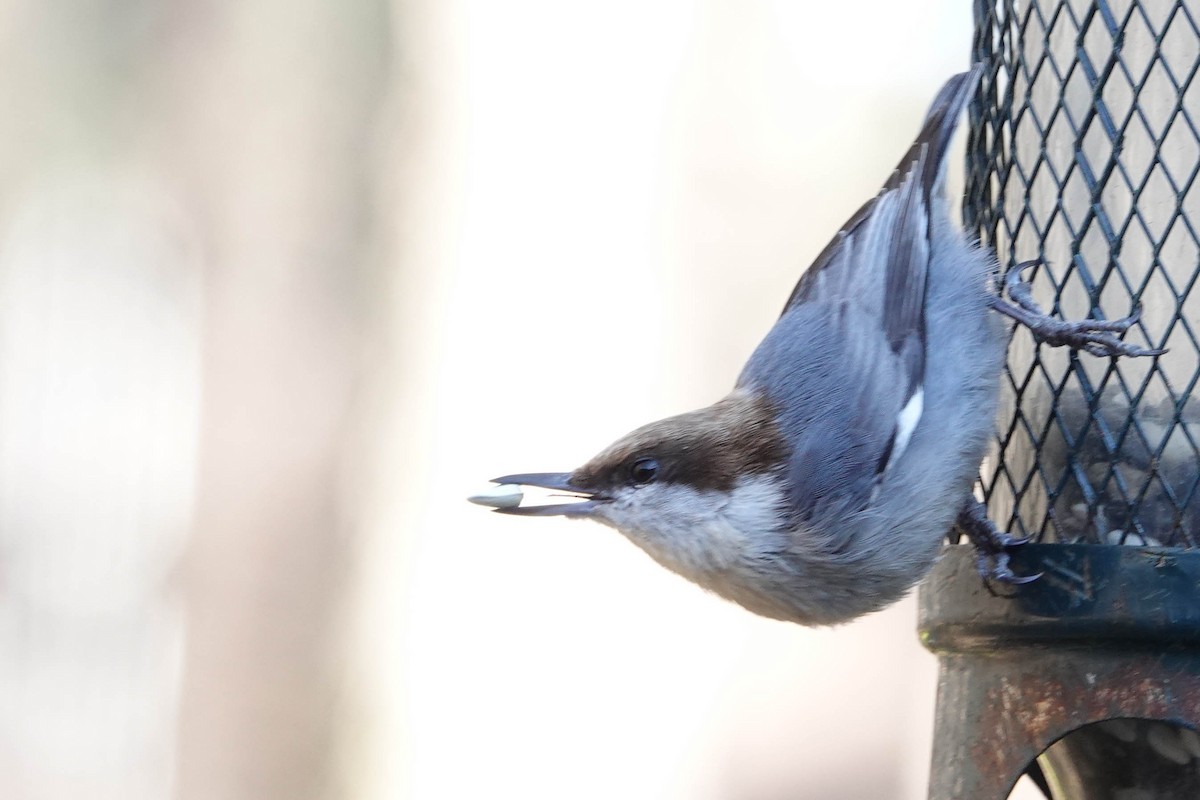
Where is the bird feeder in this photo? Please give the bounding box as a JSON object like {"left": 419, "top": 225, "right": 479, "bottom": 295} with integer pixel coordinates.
{"left": 920, "top": 0, "right": 1200, "bottom": 796}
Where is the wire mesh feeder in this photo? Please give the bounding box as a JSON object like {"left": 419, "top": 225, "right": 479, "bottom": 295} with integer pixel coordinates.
{"left": 967, "top": 0, "right": 1200, "bottom": 548}
{"left": 918, "top": 2, "right": 1200, "bottom": 798}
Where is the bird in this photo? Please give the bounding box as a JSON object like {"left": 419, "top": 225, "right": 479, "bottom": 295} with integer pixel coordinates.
{"left": 472, "top": 68, "right": 1160, "bottom": 626}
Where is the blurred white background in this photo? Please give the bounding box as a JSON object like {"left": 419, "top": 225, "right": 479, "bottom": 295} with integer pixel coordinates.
{"left": 0, "top": 0, "right": 1042, "bottom": 798}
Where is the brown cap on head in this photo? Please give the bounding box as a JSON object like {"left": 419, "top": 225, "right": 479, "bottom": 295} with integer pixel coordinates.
{"left": 572, "top": 389, "right": 787, "bottom": 495}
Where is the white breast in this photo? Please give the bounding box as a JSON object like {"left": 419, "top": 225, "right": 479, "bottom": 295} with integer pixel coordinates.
{"left": 592, "top": 474, "right": 787, "bottom": 580}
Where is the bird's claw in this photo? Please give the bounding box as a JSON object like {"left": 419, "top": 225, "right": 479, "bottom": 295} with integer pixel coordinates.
{"left": 1024, "top": 315, "right": 1164, "bottom": 359}
{"left": 975, "top": 550, "right": 1043, "bottom": 585}
{"left": 992, "top": 259, "right": 1166, "bottom": 358}
{"left": 957, "top": 500, "right": 1041, "bottom": 586}
{"left": 993, "top": 530, "right": 1032, "bottom": 548}
{"left": 972, "top": 519, "right": 1032, "bottom": 549}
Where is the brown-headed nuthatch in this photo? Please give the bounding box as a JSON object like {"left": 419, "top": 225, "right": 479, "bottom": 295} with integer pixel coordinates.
{"left": 470, "top": 67, "right": 1160, "bottom": 625}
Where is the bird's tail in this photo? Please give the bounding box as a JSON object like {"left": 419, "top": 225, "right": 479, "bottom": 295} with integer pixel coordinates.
{"left": 777, "top": 67, "right": 983, "bottom": 318}
{"left": 886, "top": 65, "right": 983, "bottom": 197}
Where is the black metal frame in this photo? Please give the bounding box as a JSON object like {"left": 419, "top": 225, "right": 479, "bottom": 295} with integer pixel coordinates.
{"left": 968, "top": 0, "right": 1200, "bottom": 546}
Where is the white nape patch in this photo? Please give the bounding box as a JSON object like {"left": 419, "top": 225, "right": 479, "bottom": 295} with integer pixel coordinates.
{"left": 890, "top": 387, "right": 924, "bottom": 467}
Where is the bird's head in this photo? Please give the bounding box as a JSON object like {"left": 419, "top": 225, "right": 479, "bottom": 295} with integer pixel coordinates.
{"left": 488, "top": 390, "right": 790, "bottom": 570}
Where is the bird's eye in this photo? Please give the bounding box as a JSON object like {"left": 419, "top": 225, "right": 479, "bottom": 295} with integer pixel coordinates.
{"left": 629, "top": 457, "right": 659, "bottom": 485}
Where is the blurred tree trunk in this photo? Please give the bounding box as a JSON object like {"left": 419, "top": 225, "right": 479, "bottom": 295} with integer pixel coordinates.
{"left": 0, "top": 1, "right": 390, "bottom": 798}
{"left": 157, "top": 3, "right": 389, "bottom": 800}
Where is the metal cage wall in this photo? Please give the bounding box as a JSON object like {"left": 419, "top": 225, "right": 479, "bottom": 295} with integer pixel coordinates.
{"left": 968, "top": 0, "right": 1200, "bottom": 547}
{"left": 920, "top": 2, "right": 1200, "bottom": 797}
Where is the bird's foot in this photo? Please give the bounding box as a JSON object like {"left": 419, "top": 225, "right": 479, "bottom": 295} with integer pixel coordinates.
{"left": 956, "top": 499, "right": 1041, "bottom": 585}
{"left": 989, "top": 260, "right": 1166, "bottom": 358}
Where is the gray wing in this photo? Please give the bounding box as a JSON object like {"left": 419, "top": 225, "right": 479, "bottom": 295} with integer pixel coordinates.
{"left": 738, "top": 69, "right": 980, "bottom": 521}
{"left": 781, "top": 68, "right": 980, "bottom": 400}
{"left": 738, "top": 302, "right": 918, "bottom": 522}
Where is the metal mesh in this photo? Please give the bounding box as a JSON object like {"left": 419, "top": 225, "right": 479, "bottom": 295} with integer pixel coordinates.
{"left": 968, "top": 0, "right": 1200, "bottom": 546}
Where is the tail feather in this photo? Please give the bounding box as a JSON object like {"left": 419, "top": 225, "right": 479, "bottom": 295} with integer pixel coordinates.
{"left": 781, "top": 67, "right": 981, "bottom": 316}
{"left": 884, "top": 64, "right": 983, "bottom": 199}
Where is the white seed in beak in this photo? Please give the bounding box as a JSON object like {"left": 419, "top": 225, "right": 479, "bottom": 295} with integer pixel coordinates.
{"left": 467, "top": 483, "right": 524, "bottom": 509}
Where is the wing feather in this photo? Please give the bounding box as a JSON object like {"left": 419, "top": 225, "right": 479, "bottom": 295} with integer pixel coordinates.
{"left": 739, "top": 68, "right": 981, "bottom": 519}
{"left": 783, "top": 67, "right": 980, "bottom": 427}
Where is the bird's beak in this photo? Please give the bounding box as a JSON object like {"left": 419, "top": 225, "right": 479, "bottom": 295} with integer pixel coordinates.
{"left": 487, "top": 472, "right": 599, "bottom": 516}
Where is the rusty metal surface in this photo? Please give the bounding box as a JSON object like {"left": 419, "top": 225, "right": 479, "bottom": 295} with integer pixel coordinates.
{"left": 920, "top": 544, "right": 1200, "bottom": 798}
